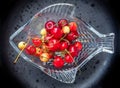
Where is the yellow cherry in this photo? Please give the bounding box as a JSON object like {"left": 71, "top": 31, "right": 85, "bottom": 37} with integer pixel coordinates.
{"left": 40, "top": 28, "right": 47, "bottom": 36}
{"left": 62, "top": 26, "right": 70, "bottom": 34}
{"left": 35, "top": 47, "right": 43, "bottom": 57}
{"left": 18, "top": 41, "right": 27, "bottom": 50}
{"left": 40, "top": 53, "right": 50, "bottom": 62}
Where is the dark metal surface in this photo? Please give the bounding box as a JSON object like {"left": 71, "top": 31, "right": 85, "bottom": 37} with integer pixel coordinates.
{"left": 0, "top": 0, "right": 120, "bottom": 88}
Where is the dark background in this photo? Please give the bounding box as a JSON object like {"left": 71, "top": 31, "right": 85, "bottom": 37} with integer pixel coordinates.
{"left": 0, "top": 0, "right": 120, "bottom": 88}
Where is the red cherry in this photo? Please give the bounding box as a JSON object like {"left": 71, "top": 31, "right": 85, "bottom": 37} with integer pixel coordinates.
{"left": 60, "top": 41, "right": 69, "bottom": 50}
{"left": 47, "top": 38, "right": 60, "bottom": 51}
{"left": 73, "top": 31, "right": 79, "bottom": 36}
{"left": 58, "top": 19, "right": 68, "bottom": 28}
{"left": 68, "top": 45, "right": 78, "bottom": 57}
{"left": 53, "top": 56, "right": 64, "bottom": 68}
{"left": 54, "top": 42, "right": 61, "bottom": 51}
{"left": 32, "top": 37, "right": 42, "bottom": 47}
{"left": 45, "top": 20, "right": 56, "bottom": 33}
{"left": 64, "top": 54, "right": 74, "bottom": 63}
{"left": 66, "top": 32, "right": 78, "bottom": 41}
{"left": 74, "top": 41, "right": 82, "bottom": 51}
{"left": 69, "top": 22, "right": 77, "bottom": 32}
{"left": 50, "top": 27, "right": 63, "bottom": 39}
{"left": 25, "top": 45, "right": 36, "bottom": 55}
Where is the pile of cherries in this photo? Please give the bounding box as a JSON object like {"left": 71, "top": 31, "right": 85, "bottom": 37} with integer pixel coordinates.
{"left": 18, "top": 19, "right": 82, "bottom": 68}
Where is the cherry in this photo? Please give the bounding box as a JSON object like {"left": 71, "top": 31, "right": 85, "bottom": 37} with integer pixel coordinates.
{"left": 60, "top": 41, "right": 69, "bottom": 50}
{"left": 32, "top": 37, "right": 42, "bottom": 47}
{"left": 40, "top": 53, "right": 50, "bottom": 62}
{"left": 18, "top": 41, "right": 27, "bottom": 50}
{"left": 62, "top": 26, "right": 70, "bottom": 34}
{"left": 35, "top": 47, "right": 43, "bottom": 57}
{"left": 73, "top": 31, "right": 79, "bottom": 36}
{"left": 74, "top": 41, "right": 82, "bottom": 51}
{"left": 25, "top": 45, "right": 36, "bottom": 55}
{"left": 69, "top": 22, "right": 77, "bottom": 32}
{"left": 58, "top": 19, "right": 68, "bottom": 28}
{"left": 40, "top": 28, "right": 47, "bottom": 36}
{"left": 68, "top": 45, "right": 78, "bottom": 57}
{"left": 66, "top": 32, "right": 78, "bottom": 41}
{"left": 45, "top": 20, "right": 56, "bottom": 33}
{"left": 53, "top": 56, "right": 64, "bottom": 68}
{"left": 64, "top": 54, "right": 74, "bottom": 63}
{"left": 50, "top": 27, "right": 63, "bottom": 39}
{"left": 54, "top": 42, "right": 61, "bottom": 51}
{"left": 47, "top": 38, "right": 60, "bottom": 51}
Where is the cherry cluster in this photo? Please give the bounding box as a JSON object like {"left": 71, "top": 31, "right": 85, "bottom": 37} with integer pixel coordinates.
{"left": 18, "top": 19, "right": 82, "bottom": 68}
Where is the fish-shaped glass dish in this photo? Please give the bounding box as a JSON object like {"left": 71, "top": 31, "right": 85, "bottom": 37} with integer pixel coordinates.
{"left": 9, "top": 3, "right": 114, "bottom": 83}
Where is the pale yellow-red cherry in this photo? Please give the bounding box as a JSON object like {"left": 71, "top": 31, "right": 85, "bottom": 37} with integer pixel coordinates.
{"left": 40, "top": 53, "right": 50, "bottom": 62}
{"left": 62, "top": 26, "right": 70, "bottom": 34}
{"left": 18, "top": 41, "right": 27, "bottom": 50}
{"left": 35, "top": 47, "right": 43, "bottom": 57}
{"left": 40, "top": 28, "right": 47, "bottom": 36}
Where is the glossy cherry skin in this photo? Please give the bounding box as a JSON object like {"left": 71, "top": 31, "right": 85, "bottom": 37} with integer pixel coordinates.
{"left": 53, "top": 56, "right": 64, "bottom": 68}
{"left": 69, "top": 22, "right": 77, "bottom": 32}
{"left": 45, "top": 20, "right": 56, "bottom": 33}
{"left": 64, "top": 54, "right": 74, "bottom": 63}
{"left": 47, "top": 38, "right": 60, "bottom": 51}
{"left": 58, "top": 19, "right": 68, "bottom": 28}
{"left": 25, "top": 45, "right": 36, "bottom": 55}
{"left": 62, "top": 26, "right": 70, "bottom": 34}
{"left": 66, "top": 32, "right": 78, "bottom": 41}
{"left": 50, "top": 27, "right": 63, "bottom": 39}
{"left": 74, "top": 41, "right": 82, "bottom": 51}
{"left": 32, "top": 37, "right": 42, "bottom": 47}
{"left": 40, "top": 52, "right": 50, "bottom": 62}
{"left": 35, "top": 47, "right": 43, "bottom": 57}
{"left": 18, "top": 41, "right": 27, "bottom": 50}
{"left": 60, "top": 41, "right": 69, "bottom": 50}
{"left": 68, "top": 45, "right": 78, "bottom": 57}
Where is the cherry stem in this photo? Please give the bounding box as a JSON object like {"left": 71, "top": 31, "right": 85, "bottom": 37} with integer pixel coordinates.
{"left": 64, "top": 49, "right": 73, "bottom": 59}
{"left": 58, "top": 34, "right": 67, "bottom": 42}
{"left": 13, "top": 36, "right": 31, "bottom": 64}
{"left": 62, "top": 39, "right": 70, "bottom": 45}
{"left": 64, "top": 49, "right": 77, "bottom": 66}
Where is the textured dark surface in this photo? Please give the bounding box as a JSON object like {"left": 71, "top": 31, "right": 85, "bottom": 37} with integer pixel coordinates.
{"left": 0, "top": 0, "right": 120, "bottom": 88}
